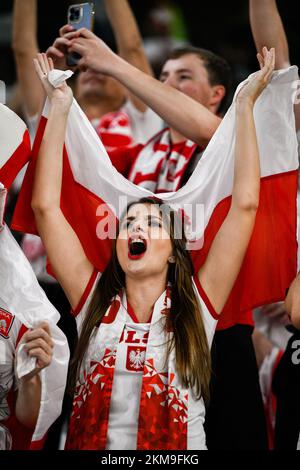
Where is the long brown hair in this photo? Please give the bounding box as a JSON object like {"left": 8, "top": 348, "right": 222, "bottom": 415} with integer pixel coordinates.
{"left": 68, "top": 197, "right": 211, "bottom": 401}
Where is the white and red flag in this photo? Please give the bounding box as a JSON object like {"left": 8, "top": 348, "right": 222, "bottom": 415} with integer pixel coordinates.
{"left": 12, "top": 66, "right": 299, "bottom": 327}
{"left": 0, "top": 183, "right": 69, "bottom": 449}
{"left": 0, "top": 103, "right": 31, "bottom": 189}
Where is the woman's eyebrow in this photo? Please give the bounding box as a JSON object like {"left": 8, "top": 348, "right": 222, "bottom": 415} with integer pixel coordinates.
{"left": 124, "top": 214, "right": 162, "bottom": 222}
{"left": 147, "top": 215, "right": 162, "bottom": 221}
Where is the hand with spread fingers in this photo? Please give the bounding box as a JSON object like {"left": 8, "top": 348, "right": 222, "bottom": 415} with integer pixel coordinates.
{"left": 237, "top": 47, "right": 275, "bottom": 104}
{"left": 33, "top": 52, "right": 73, "bottom": 112}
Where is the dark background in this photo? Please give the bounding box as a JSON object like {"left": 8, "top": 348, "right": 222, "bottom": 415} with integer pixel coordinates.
{"left": 0, "top": 0, "right": 299, "bottom": 92}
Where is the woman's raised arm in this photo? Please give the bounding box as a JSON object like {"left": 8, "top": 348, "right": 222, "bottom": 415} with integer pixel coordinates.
{"left": 198, "top": 47, "right": 275, "bottom": 314}
{"left": 31, "top": 54, "right": 93, "bottom": 309}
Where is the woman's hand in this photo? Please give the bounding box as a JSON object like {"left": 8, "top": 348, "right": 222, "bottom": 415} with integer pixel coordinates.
{"left": 237, "top": 47, "right": 275, "bottom": 105}
{"left": 33, "top": 53, "right": 73, "bottom": 113}
{"left": 20, "top": 322, "right": 54, "bottom": 381}
{"left": 15, "top": 322, "right": 54, "bottom": 428}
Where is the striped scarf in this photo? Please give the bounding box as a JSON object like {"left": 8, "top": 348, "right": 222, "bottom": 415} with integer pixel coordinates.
{"left": 128, "top": 128, "right": 199, "bottom": 193}
{"left": 65, "top": 286, "right": 195, "bottom": 450}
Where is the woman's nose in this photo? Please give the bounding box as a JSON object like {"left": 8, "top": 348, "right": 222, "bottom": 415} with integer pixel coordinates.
{"left": 131, "top": 220, "right": 145, "bottom": 233}
{"left": 132, "top": 222, "right": 142, "bottom": 232}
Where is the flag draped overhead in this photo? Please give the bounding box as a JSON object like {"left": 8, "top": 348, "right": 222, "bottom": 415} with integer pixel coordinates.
{"left": 12, "top": 66, "right": 299, "bottom": 327}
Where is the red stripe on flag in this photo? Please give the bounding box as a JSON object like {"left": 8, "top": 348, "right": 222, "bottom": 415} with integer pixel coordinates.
{"left": 12, "top": 115, "right": 298, "bottom": 329}
{"left": 11, "top": 117, "right": 47, "bottom": 234}
{"left": 191, "top": 170, "right": 298, "bottom": 330}
{"left": 0, "top": 129, "right": 31, "bottom": 190}
{"left": 30, "top": 435, "right": 47, "bottom": 450}
{"left": 12, "top": 116, "right": 115, "bottom": 274}
{"left": 60, "top": 152, "right": 114, "bottom": 273}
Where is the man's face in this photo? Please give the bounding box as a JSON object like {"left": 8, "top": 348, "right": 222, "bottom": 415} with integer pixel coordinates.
{"left": 76, "top": 68, "right": 125, "bottom": 102}
{"left": 160, "top": 53, "right": 217, "bottom": 110}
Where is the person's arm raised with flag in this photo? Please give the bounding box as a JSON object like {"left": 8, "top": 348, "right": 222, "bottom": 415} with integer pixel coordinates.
{"left": 198, "top": 47, "right": 275, "bottom": 314}
{"left": 31, "top": 54, "right": 94, "bottom": 311}
{"left": 30, "top": 47, "right": 275, "bottom": 317}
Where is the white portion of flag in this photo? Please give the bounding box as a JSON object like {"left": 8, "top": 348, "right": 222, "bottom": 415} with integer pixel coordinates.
{"left": 0, "top": 104, "right": 27, "bottom": 168}
{"left": 162, "top": 66, "right": 299, "bottom": 238}
{"left": 0, "top": 184, "right": 69, "bottom": 442}
{"left": 43, "top": 66, "right": 299, "bottom": 243}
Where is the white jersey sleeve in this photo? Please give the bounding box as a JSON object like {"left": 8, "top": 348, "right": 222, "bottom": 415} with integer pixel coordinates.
{"left": 121, "top": 100, "right": 163, "bottom": 144}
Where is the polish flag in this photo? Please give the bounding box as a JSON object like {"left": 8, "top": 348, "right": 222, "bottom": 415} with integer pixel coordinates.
{"left": 0, "top": 104, "right": 31, "bottom": 189}
{"left": 12, "top": 67, "right": 299, "bottom": 327}
{"left": 0, "top": 183, "right": 69, "bottom": 450}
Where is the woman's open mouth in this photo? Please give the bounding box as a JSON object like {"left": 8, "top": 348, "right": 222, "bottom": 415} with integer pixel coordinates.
{"left": 128, "top": 236, "right": 147, "bottom": 260}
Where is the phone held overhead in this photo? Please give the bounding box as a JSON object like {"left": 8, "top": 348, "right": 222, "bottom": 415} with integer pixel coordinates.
{"left": 67, "top": 2, "right": 95, "bottom": 67}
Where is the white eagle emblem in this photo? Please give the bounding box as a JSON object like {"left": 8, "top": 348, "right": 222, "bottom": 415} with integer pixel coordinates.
{"left": 129, "top": 349, "right": 146, "bottom": 369}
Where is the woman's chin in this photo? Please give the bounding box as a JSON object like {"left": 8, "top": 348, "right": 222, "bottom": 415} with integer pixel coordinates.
{"left": 123, "top": 259, "right": 151, "bottom": 278}
{"left": 125, "top": 262, "right": 145, "bottom": 275}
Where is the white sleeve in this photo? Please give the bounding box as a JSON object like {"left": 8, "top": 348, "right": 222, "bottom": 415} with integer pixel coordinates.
{"left": 121, "top": 100, "right": 163, "bottom": 144}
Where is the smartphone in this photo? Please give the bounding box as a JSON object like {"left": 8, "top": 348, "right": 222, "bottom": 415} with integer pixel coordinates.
{"left": 67, "top": 2, "right": 95, "bottom": 67}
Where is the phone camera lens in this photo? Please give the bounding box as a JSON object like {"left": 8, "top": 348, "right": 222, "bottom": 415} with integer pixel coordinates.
{"left": 74, "top": 8, "right": 80, "bottom": 20}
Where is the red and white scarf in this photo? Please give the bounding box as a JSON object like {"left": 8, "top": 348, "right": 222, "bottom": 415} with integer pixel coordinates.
{"left": 128, "top": 129, "right": 198, "bottom": 193}
{"left": 65, "top": 281, "right": 216, "bottom": 450}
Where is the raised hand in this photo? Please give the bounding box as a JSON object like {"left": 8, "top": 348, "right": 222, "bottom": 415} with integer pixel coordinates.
{"left": 237, "top": 47, "right": 275, "bottom": 104}
{"left": 66, "top": 28, "right": 120, "bottom": 74}
{"left": 46, "top": 24, "right": 74, "bottom": 71}
{"left": 33, "top": 52, "right": 73, "bottom": 112}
